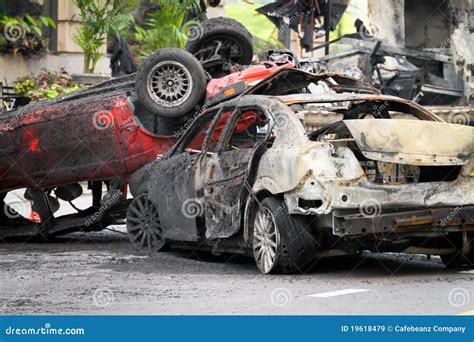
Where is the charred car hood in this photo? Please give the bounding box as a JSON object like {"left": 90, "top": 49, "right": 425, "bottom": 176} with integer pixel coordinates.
{"left": 343, "top": 119, "right": 473, "bottom": 166}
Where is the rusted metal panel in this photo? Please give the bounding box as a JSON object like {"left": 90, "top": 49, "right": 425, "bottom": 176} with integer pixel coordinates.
{"left": 333, "top": 206, "right": 474, "bottom": 237}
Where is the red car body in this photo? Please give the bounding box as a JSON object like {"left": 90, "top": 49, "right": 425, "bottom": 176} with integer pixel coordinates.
{"left": 0, "top": 62, "right": 294, "bottom": 195}
{"left": 0, "top": 95, "right": 177, "bottom": 194}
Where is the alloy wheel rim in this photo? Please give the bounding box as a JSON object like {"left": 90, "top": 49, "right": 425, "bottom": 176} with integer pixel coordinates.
{"left": 147, "top": 61, "right": 193, "bottom": 107}
{"left": 126, "top": 194, "right": 164, "bottom": 250}
{"left": 253, "top": 207, "right": 279, "bottom": 273}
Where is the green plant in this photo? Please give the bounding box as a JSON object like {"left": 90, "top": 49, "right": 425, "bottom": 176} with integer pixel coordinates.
{"left": 225, "top": 2, "right": 281, "bottom": 54}
{"left": 73, "top": 0, "right": 135, "bottom": 73}
{"left": 15, "top": 70, "right": 84, "bottom": 103}
{"left": 0, "top": 15, "right": 56, "bottom": 57}
{"left": 134, "top": 0, "right": 200, "bottom": 58}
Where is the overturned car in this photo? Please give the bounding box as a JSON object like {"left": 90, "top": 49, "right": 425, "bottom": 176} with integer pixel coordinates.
{"left": 128, "top": 74, "right": 474, "bottom": 274}
{"left": 0, "top": 17, "right": 256, "bottom": 238}
{"left": 0, "top": 17, "right": 370, "bottom": 239}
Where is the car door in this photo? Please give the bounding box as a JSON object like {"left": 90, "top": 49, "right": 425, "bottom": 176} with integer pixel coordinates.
{"left": 147, "top": 109, "right": 224, "bottom": 242}
{"left": 200, "top": 106, "right": 273, "bottom": 239}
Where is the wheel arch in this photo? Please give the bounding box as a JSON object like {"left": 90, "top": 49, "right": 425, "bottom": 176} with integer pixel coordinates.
{"left": 243, "top": 189, "right": 283, "bottom": 242}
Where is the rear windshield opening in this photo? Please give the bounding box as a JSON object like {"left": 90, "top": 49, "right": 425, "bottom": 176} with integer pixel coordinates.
{"left": 289, "top": 99, "right": 431, "bottom": 134}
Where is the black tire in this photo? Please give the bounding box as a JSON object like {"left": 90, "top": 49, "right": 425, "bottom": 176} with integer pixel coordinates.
{"left": 440, "top": 253, "right": 464, "bottom": 268}
{"left": 440, "top": 232, "right": 474, "bottom": 268}
{"left": 135, "top": 48, "right": 206, "bottom": 118}
{"left": 440, "top": 250, "right": 474, "bottom": 268}
{"left": 252, "top": 197, "right": 317, "bottom": 274}
{"left": 185, "top": 17, "right": 254, "bottom": 66}
{"left": 126, "top": 193, "right": 165, "bottom": 251}
{"left": 440, "top": 252, "right": 474, "bottom": 268}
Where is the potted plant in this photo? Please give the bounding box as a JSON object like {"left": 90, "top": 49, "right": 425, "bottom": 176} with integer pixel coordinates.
{"left": 0, "top": 15, "right": 56, "bottom": 57}
{"left": 72, "top": 0, "right": 134, "bottom": 84}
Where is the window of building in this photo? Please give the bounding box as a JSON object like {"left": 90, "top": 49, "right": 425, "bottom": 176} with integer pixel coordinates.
{"left": 0, "top": 0, "right": 58, "bottom": 52}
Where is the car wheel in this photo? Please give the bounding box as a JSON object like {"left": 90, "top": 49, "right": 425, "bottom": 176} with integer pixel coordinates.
{"left": 440, "top": 253, "right": 464, "bottom": 268}
{"left": 126, "top": 193, "right": 165, "bottom": 251}
{"left": 135, "top": 48, "right": 206, "bottom": 118}
{"left": 252, "top": 197, "right": 317, "bottom": 274}
{"left": 440, "top": 252, "right": 474, "bottom": 268}
{"left": 440, "top": 232, "right": 474, "bottom": 268}
{"left": 186, "top": 17, "right": 254, "bottom": 67}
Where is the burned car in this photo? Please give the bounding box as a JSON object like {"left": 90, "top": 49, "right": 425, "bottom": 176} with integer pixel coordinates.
{"left": 0, "top": 15, "right": 375, "bottom": 239}
{"left": 127, "top": 86, "right": 474, "bottom": 274}
{"left": 0, "top": 17, "right": 259, "bottom": 239}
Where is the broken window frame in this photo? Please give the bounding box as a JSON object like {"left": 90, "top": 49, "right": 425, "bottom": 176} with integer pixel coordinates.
{"left": 220, "top": 107, "right": 273, "bottom": 152}
{"left": 168, "top": 108, "right": 224, "bottom": 156}
{"left": 215, "top": 105, "right": 276, "bottom": 154}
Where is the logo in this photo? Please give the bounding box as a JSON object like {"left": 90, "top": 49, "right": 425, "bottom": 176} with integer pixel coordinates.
{"left": 92, "top": 287, "right": 114, "bottom": 307}
{"left": 359, "top": 198, "right": 381, "bottom": 218}
{"left": 186, "top": 22, "right": 204, "bottom": 42}
{"left": 92, "top": 111, "right": 114, "bottom": 130}
{"left": 181, "top": 198, "right": 204, "bottom": 218}
{"left": 4, "top": 22, "right": 26, "bottom": 42}
{"left": 270, "top": 287, "right": 292, "bottom": 307}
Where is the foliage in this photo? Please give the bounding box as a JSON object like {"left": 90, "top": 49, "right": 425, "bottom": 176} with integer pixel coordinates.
{"left": 225, "top": 2, "right": 282, "bottom": 54}
{"left": 0, "top": 15, "right": 56, "bottom": 57}
{"left": 15, "top": 70, "right": 84, "bottom": 103}
{"left": 73, "top": 0, "right": 135, "bottom": 73}
{"left": 133, "top": 0, "right": 200, "bottom": 58}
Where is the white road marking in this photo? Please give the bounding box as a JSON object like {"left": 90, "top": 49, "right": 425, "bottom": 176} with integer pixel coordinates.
{"left": 459, "top": 269, "right": 474, "bottom": 274}
{"left": 308, "top": 289, "right": 370, "bottom": 298}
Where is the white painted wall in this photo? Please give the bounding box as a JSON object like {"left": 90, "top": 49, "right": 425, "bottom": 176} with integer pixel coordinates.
{"left": 0, "top": 53, "right": 110, "bottom": 86}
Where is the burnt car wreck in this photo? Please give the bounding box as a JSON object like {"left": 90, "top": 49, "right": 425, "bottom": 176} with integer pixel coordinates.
{"left": 127, "top": 70, "right": 474, "bottom": 274}
{"left": 1, "top": 13, "right": 473, "bottom": 275}
{"left": 0, "top": 16, "right": 258, "bottom": 240}
{"left": 0, "top": 15, "right": 376, "bottom": 241}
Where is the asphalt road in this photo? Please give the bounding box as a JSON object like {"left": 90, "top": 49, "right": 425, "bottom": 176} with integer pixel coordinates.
{"left": 1, "top": 190, "right": 473, "bottom": 315}
{"left": 0, "top": 225, "right": 473, "bottom": 315}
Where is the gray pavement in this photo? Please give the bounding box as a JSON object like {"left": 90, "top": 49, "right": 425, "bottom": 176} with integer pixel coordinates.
{"left": 0, "top": 225, "right": 473, "bottom": 315}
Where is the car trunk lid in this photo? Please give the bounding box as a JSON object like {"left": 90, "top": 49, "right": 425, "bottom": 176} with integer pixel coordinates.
{"left": 344, "top": 119, "right": 473, "bottom": 166}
